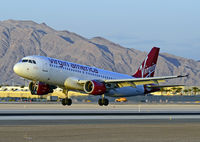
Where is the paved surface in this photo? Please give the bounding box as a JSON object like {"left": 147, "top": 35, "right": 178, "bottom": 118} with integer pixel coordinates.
{"left": 0, "top": 104, "right": 200, "bottom": 142}
{"left": 0, "top": 103, "right": 200, "bottom": 111}
{"left": 0, "top": 120, "right": 200, "bottom": 142}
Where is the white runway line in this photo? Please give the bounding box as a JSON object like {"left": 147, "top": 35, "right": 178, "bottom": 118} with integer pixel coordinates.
{"left": 1, "top": 115, "right": 200, "bottom": 120}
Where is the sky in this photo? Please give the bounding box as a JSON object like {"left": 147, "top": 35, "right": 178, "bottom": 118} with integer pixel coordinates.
{"left": 0, "top": 0, "right": 200, "bottom": 60}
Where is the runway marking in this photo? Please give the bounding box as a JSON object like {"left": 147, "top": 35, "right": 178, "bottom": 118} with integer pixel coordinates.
{"left": 1, "top": 112, "right": 200, "bottom": 116}
{"left": 0, "top": 112, "right": 200, "bottom": 120}
{"left": 1, "top": 115, "right": 200, "bottom": 120}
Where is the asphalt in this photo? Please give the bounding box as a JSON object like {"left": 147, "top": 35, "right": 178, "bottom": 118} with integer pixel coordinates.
{"left": 0, "top": 120, "right": 200, "bottom": 142}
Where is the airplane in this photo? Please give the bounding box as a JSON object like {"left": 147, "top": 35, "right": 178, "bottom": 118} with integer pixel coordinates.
{"left": 13, "top": 47, "right": 187, "bottom": 106}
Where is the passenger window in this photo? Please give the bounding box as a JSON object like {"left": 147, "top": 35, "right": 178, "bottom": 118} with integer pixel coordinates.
{"left": 32, "top": 60, "right": 36, "bottom": 64}
{"left": 28, "top": 60, "right": 32, "bottom": 63}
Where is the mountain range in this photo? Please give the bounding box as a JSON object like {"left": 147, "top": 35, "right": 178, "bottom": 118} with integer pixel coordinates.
{"left": 0, "top": 20, "right": 199, "bottom": 86}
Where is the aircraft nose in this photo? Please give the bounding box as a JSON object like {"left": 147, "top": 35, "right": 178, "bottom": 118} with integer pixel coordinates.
{"left": 13, "top": 63, "right": 20, "bottom": 75}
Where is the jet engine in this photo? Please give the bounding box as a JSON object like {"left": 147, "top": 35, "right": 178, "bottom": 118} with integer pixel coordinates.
{"left": 83, "top": 80, "right": 106, "bottom": 95}
{"left": 29, "top": 81, "right": 57, "bottom": 95}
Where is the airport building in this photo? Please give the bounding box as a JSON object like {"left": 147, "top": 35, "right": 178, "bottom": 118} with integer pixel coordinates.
{"left": 0, "top": 86, "right": 88, "bottom": 102}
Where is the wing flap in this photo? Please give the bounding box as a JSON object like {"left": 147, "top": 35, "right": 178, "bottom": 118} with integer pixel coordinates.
{"left": 104, "top": 75, "right": 188, "bottom": 84}
{"left": 133, "top": 80, "right": 165, "bottom": 85}
{"left": 77, "top": 75, "right": 188, "bottom": 86}
{"left": 147, "top": 84, "right": 184, "bottom": 88}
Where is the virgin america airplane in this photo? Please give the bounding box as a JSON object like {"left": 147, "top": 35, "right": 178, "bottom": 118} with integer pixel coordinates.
{"left": 13, "top": 47, "right": 187, "bottom": 106}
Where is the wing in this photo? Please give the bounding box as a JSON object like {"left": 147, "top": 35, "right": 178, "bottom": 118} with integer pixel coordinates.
{"left": 78, "top": 75, "right": 188, "bottom": 87}
{"left": 146, "top": 84, "right": 184, "bottom": 88}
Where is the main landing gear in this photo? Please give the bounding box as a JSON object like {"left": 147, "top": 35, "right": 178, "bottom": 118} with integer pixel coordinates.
{"left": 61, "top": 90, "right": 109, "bottom": 106}
{"left": 98, "top": 94, "right": 109, "bottom": 106}
{"left": 61, "top": 90, "right": 72, "bottom": 106}
{"left": 61, "top": 98, "right": 72, "bottom": 106}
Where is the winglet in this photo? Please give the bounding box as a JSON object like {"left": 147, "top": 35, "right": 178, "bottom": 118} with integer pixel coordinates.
{"left": 177, "top": 74, "right": 189, "bottom": 78}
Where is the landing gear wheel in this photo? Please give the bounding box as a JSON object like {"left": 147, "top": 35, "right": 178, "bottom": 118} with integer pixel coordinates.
{"left": 104, "top": 99, "right": 109, "bottom": 106}
{"left": 62, "top": 89, "right": 72, "bottom": 106}
{"left": 67, "top": 98, "right": 72, "bottom": 106}
{"left": 62, "top": 99, "right": 67, "bottom": 106}
{"left": 61, "top": 98, "right": 72, "bottom": 106}
{"left": 98, "top": 98, "right": 103, "bottom": 106}
{"left": 98, "top": 98, "right": 109, "bottom": 106}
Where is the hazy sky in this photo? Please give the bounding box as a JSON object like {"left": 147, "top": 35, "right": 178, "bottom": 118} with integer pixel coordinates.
{"left": 0, "top": 0, "right": 200, "bottom": 60}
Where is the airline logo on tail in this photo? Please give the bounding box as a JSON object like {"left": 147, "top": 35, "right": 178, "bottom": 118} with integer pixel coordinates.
{"left": 133, "top": 47, "right": 160, "bottom": 78}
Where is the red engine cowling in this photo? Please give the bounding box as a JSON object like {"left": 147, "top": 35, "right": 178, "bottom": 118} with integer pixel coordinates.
{"left": 29, "top": 82, "right": 56, "bottom": 95}
{"left": 83, "top": 80, "right": 106, "bottom": 95}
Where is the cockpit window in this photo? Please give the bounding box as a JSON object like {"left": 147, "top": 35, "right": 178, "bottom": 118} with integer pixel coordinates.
{"left": 21, "top": 59, "right": 36, "bottom": 64}
{"left": 22, "top": 59, "right": 28, "bottom": 62}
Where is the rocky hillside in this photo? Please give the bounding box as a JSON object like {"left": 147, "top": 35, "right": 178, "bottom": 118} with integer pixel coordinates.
{"left": 0, "top": 20, "right": 199, "bottom": 85}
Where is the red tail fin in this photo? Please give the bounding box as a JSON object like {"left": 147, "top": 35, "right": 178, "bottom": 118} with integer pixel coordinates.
{"left": 133, "top": 47, "right": 160, "bottom": 78}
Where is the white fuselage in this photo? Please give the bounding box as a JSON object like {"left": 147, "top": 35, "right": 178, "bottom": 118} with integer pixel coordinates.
{"left": 13, "top": 55, "right": 145, "bottom": 97}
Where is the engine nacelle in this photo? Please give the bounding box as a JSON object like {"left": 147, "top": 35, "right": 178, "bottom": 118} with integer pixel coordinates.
{"left": 29, "top": 81, "right": 56, "bottom": 95}
{"left": 64, "top": 77, "right": 83, "bottom": 90}
{"left": 144, "top": 84, "right": 160, "bottom": 94}
{"left": 83, "top": 80, "right": 106, "bottom": 95}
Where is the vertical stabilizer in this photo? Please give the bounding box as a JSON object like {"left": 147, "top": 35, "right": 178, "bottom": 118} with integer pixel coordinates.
{"left": 133, "top": 47, "right": 160, "bottom": 78}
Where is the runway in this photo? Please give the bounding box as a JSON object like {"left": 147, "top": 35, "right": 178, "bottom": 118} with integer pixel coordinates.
{"left": 0, "top": 103, "right": 200, "bottom": 122}
{"left": 0, "top": 104, "right": 200, "bottom": 142}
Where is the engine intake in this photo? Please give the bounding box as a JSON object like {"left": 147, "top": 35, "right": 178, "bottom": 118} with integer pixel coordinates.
{"left": 84, "top": 80, "right": 106, "bottom": 95}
